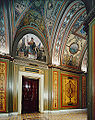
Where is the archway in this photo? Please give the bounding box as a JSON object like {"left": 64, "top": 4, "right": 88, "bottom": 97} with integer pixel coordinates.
{"left": 12, "top": 27, "right": 49, "bottom": 63}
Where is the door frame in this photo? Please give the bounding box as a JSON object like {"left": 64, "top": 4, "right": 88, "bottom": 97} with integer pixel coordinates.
{"left": 18, "top": 71, "right": 44, "bottom": 114}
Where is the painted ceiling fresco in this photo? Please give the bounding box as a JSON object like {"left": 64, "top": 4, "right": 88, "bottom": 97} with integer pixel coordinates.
{"left": 13, "top": 0, "right": 88, "bottom": 71}
{"left": 0, "top": 3, "right": 9, "bottom": 54}
{"left": 15, "top": 0, "right": 30, "bottom": 21}
{"left": 16, "top": 34, "right": 46, "bottom": 62}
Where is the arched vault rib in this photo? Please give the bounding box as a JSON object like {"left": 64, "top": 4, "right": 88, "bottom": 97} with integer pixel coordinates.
{"left": 52, "top": 0, "right": 87, "bottom": 69}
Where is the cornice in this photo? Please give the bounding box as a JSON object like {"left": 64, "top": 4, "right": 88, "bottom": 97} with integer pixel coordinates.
{"left": 13, "top": 57, "right": 48, "bottom": 69}
{"left": 0, "top": 54, "right": 14, "bottom": 61}
{"left": 48, "top": 64, "right": 85, "bottom": 74}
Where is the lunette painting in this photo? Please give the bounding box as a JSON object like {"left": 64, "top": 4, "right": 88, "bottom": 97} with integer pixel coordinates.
{"left": 16, "top": 34, "right": 46, "bottom": 62}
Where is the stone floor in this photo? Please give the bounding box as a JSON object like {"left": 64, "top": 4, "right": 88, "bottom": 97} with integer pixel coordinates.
{"left": 0, "top": 111, "right": 87, "bottom": 120}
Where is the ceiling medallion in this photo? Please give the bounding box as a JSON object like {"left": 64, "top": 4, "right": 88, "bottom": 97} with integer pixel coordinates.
{"left": 69, "top": 43, "right": 79, "bottom": 54}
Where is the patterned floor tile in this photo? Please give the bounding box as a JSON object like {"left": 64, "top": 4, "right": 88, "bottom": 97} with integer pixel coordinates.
{"left": 0, "top": 112, "right": 87, "bottom": 120}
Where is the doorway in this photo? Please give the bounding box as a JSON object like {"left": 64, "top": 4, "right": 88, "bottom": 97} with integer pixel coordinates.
{"left": 22, "top": 76, "right": 39, "bottom": 113}
{"left": 18, "top": 71, "right": 44, "bottom": 114}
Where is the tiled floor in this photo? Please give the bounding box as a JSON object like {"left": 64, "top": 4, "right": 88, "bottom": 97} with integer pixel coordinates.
{"left": 0, "top": 112, "right": 87, "bottom": 120}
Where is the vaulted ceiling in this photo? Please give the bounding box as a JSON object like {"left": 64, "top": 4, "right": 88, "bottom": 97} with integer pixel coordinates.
{"left": 12, "top": 0, "right": 88, "bottom": 71}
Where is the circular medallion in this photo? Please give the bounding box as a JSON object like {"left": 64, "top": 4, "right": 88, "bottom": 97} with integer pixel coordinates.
{"left": 69, "top": 43, "right": 79, "bottom": 54}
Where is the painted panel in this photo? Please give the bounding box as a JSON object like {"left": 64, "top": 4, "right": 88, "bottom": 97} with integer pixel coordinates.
{"left": 0, "top": 61, "right": 7, "bottom": 112}
{"left": 52, "top": 71, "right": 58, "bottom": 109}
{"left": 61, "top": 74, "right": 79, "bottom": 108}
{"left": 82, "top": 75, "right": 86, "bottom": 108}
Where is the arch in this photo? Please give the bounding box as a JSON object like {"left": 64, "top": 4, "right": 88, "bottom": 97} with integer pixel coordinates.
{"left": 81, "top": 0, "right": 93, "bottom": 13}
{"left": 12, "top": 26, "right": 49, "bottom": 63}
{"left": 52, "top": 0, "right": 87, "bottom": 68}
{"left": 69, "top": 0, "right": 90, "bottom": 13}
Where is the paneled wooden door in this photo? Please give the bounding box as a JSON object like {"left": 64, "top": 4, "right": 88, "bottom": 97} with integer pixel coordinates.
{"left": 22, "top": 76, "right": 39, "bottom": 113}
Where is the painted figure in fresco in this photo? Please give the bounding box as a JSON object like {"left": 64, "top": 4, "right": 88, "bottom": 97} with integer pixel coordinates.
{"left": 17, "top": 35, "right": 46, "bottom": 62}
{"left": 36, "top": 43, "right": 42, "bottom": 60}
{"left": 18, "top": 37, "right": 28, "bottom": 57}
{"left": 28, "top": 37, "right": 37, "bottom": 59}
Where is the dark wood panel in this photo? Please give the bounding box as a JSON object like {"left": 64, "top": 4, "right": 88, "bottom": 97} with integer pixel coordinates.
{"left": 22, "top": 76, "right": 39, "bottom": 113}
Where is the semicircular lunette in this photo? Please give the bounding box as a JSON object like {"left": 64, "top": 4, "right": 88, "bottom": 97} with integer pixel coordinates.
{"left": 16, "top": 33, "right": 46, "bottom": 62}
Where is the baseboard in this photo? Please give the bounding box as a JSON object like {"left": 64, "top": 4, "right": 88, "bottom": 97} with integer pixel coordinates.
{"left": 0, "top": 113, "right": 8, "bottom": 117}
{"left": 43, "top": 108, "right": 87, "bottom": 114}
{"left": 8, "top": 112, "right": 18, "bottom": 116}
{"left": 0, "top": 112, "right": 18, "bottom": 117}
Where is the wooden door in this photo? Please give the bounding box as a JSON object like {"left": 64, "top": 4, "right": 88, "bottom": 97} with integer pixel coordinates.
{"left": 22, "top": 76, "right": 39, "bottom": 113}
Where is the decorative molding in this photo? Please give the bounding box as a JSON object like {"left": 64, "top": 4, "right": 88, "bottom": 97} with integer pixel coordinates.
{"left": 0, "top": 54, "right": 14, "bottom": 61}
{"left": 48, "top": 64, "right": 84, "bottom": 74}
{"left": 43, "top": 108, "right": 87, "bottom": 113}
{"left": 13, "top": 58, "right": 48, "bottom": 70}
{"left": 18, "top": 71, "right": 44, "bottom": 114}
